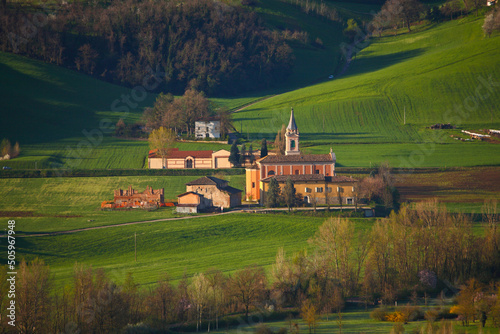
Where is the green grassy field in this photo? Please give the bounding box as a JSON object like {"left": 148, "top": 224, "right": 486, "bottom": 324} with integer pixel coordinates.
{"left": 0, "top": 213, "right": 332, "bottom": 288}
{"left": 0, "top": 174, "right": 245, "bottom": 234}
{"left": 233, "top": 14, "right": 500, "bottom": 163}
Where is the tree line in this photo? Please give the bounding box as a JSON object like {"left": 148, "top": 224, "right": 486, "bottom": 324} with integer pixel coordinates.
{"left": 0, "top": 0, "right": 294, "bottom": 96}
{"left": 2, "top": 200, "right": 498, "bottom": 333}
{"left": 369, "top": 0, "right": 490, "bottom": 37}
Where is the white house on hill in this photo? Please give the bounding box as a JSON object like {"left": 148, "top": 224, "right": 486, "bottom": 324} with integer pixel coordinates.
{"left": 195, "top": 120, "right": 221, "bottom": 139}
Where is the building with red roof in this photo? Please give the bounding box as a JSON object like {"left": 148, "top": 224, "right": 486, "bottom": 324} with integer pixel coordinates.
{"left": 148, "top": 148, "right": 232, "bottom": 169}
{"left": 246, "top": 108, "right": 358, "bottom": 205}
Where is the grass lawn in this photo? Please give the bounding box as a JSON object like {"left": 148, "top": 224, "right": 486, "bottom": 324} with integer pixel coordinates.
{"left": 0, "top": 174, "right": 245, "bottom": 234}
{"left": 0, "top": 213, "right": 332, "bottom": 289}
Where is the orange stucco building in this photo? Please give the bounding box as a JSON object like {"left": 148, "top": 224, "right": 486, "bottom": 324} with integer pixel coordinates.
{"left": 246, "top": 108, "right": 357, "bottom": 204}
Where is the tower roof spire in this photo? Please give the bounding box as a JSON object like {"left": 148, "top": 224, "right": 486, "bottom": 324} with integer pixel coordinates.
{"left": 287, "top": 107, "right": 298, "bottom": 131}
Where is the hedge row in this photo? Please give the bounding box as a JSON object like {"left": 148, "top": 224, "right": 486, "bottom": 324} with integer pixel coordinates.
{"left": 0, "top": 166, "right": 471, "bottom": 179}
{"left": 0, "top": 168, "right": 245, "bottom": 178}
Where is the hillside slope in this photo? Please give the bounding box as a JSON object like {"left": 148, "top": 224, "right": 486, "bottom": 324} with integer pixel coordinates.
{"left": 234, "top": 16, "right": 500, "bottom": 144}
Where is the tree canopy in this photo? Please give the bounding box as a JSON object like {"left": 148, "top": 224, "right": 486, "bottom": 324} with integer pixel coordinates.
{"left": 0, "top": 0, "right": 294, "bottom": 96}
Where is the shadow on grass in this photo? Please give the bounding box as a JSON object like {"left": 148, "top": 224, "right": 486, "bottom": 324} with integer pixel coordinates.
{"left": 344, "top": 48, "right": 427, "bottom": 78}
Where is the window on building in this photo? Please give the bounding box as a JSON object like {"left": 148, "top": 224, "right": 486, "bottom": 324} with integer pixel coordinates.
{"left": 186, "top": 159, "right": 193, "bottom": 169}
{"left": 304, "top": 196, "right": 310, "bottom": 204}
{"left": 347, "top": 198, "right": 353, "bottom": 205}
{"left": 268, "top": 170, "right": 275, "bottom": 176}
{"left": 291, "top": 140, "right": 295, "bottom": 149}
{"left": 326, "top": 187, "right": 332, "bottom": 193}
{"left": 252, "top": 182, "right": 256, "bottom": 188}
{"left": 305, "top": 187, "right": 312, "bottom": 193}
{"left": 315, "top": 169, "right": 319, "bottom": 174}
{"left": 295, "top": 170, "right": 299, "bottom": 175}
{"left": 315, "top": 187, "right": 323, "bottom": 193}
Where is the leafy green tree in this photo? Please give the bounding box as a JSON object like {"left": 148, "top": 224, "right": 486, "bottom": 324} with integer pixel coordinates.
{"left": 149, "top": 127, "right": 176, "bottom": 168}
{"left": 283, "top": 177, "right": 296, "bottom": 211}
{"left": 260, "top": 138, "right": 268, "bottom": 158}
{"left": 229, "top": 141, "right": 240, "bottom": 166}
{"left": 266, "top": 177, "right": 281, "bottom": 207}
{"left": 301, "top": 300, "right": 319, "bottom": 334}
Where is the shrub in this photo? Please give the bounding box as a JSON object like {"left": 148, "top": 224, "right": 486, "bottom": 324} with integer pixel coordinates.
{"left": 391, "top": 322, "right": 405, "bottom": 334}
{"left": 386, "top": 311, "right": 408, "bottom": 323}
{"left": 370, "top": 307, "right": 388, "bottom": 321}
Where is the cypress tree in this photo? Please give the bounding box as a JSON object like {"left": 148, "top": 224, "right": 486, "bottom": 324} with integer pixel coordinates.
{"left": 239, "top": 144, "right": 246, "bottom": 166}
{"left": 260, "top": 138, "right": 268, "bottom": 158}
{"left": 283, "top": 177, "right": 296, "bottom": 211}
{"left": 229, "top": 141, "right": 240, "bottom": 166}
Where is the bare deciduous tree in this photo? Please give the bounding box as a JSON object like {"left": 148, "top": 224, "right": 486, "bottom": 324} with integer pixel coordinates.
{"left": 229, "top": 265, "right": 267, "bottom": 319}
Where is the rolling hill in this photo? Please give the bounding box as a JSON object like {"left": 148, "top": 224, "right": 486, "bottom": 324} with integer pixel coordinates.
{"left": 0, "top": 1, "right": 499, "bottom": 171}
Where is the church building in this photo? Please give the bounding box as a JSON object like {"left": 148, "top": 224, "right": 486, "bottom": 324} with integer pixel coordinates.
{"left": 246, "top": 108, "right": 357, "bottom": 204}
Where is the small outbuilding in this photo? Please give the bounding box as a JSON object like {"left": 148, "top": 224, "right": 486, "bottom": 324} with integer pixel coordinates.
{"left": 177, "top": 192, "right": 211, "bottom": 214}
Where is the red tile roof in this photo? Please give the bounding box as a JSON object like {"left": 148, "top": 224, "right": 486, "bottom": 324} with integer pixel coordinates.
{"left": 149, "top": 148, "right": 213, "bottom": 159}
{"left": 259, "top": 154, "right": 334, "bottom": 164}
{"left": 261, "top": 174, "right": 358, "bottom": 183}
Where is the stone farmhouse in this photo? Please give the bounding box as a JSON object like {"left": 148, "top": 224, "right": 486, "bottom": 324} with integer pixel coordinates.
{"left": 177, "top": 176, "right": 242, "bottom": 213}
{"left": 195, "top": 120, "right": 221, "bottom": 139}
{"left": 246, "top": 108, "right": 358, "bottom": 204}
{"left": 148, "top": 148, "right": 232, "bottom": 169}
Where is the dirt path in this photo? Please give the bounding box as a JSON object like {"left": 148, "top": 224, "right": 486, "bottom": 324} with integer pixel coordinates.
{"left": 12, "top": 206, "right": 369, "bottom": 238}
{"left": 232, "top": 95, "right": 278, "bottom": 113}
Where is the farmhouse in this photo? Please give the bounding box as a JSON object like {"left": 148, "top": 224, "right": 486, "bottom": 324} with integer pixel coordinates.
{"left": 195, "top": 120, "right": 221, "bottom": 139}
{"left": 177, "top": 192, "right": 211, "bottom": 213}
{"left": 260, "top": 174, "right": 358, "bottom": 205}
{"left": 109, "top": 185, "right": 164, "bottom": 208}
{"left": 246, "top": 108, "right": 340, "bottom": 201}
{"left": 148, "top": 148, "right": 232, "bottom": 169}
{"left": 176, "top": 176, "right": 242, "bottom": 213}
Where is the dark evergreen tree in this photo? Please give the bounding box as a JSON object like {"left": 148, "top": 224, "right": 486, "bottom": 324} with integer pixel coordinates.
{"left": 229, "top": 141, "right": 240, "bottom": 166}
{"left": 260, "top": 138, "right": 268, "bottom": 158}
{"left": 239, "top": 144, "right": 247, "bottom": 166}
{"left": 283, "top": 177, "right": 296, "bottom": 212}
{"left": 248, "top": 144, "right": 255, "bottom": 164}
{"left": 266, "top": 178, "right": 281, "bottom": 208}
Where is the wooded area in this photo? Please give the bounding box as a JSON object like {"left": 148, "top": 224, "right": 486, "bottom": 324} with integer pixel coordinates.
{"left": 0, "top": 0, "right": 294, "bottom": 95}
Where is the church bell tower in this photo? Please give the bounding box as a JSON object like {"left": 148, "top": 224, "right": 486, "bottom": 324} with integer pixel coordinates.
{"left": 285, "top": 108, "right": 300, "bottom": 155}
